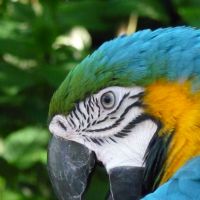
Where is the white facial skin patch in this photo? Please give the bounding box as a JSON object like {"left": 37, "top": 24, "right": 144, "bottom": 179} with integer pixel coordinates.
{"left": 49, "top": 86, "right": 159, "bottom": 171}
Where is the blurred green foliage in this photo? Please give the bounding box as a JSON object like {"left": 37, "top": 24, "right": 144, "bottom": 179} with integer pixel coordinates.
{"left": 0, "top": 0, "right": 200, "bottom": 199}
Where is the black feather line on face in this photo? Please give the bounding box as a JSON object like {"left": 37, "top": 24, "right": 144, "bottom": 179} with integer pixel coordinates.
{"left": 57, "top": 120, "right": 67, "bottom": 131}
{"left": 94, "top": 97, "right": 101, "bottom": 117}
{"left": 69, "top": 117, "right": 76, "bottom": 128}
{"left": 91, "top": 137, "right": 102, "bottom": 145}
{"left": 142, "top": 123, "right": 174, "bottom": 196}
{"left": 72, "top": 109, "right": 81, "bottom": 124}
{"left": 76, "top": 103, "right": 86, "bottom": 120}
{"left": 129, "top": 92, "right": 144, "bottom": 100}
{"left": 88, "top": 97, "right": 94, "bottom": 112}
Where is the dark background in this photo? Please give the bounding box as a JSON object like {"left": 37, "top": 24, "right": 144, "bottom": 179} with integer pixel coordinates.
{"left": 0, "top": 0, "right": 200, "bottom": 199}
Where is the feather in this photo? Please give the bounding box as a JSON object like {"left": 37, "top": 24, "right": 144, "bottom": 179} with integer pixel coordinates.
{"left": 49, "top": 27, "right": 200, "bottom": 118}
{"left": 142, "top": 156, "right": 200, "bottom": 200}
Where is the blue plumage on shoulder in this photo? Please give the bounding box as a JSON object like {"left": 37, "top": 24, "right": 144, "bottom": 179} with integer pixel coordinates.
{"left": 142, "top": 156, "right": 200, "bottom": 200}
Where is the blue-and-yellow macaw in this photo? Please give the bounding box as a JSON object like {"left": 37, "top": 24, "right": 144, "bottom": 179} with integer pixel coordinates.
{"left": 47, "top": 27, "right": 200, "bottom": 200}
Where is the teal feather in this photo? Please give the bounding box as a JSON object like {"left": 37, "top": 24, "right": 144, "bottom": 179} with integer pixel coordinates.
{"left": 49, "top": 26, "right": 200, "bottom": 118}
{"left": 141, "top": 156, "right": 200, "bottom": 200}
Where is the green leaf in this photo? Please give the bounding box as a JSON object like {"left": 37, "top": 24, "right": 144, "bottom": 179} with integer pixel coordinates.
{"left": 0, "top": 138, "right": 4, "bottom": 156}
{"left": 173, "top": 0, "right": 200, "bottom": 27}
{"left": 0, "top": 176, "right": 6, "bottom": 191}
{"left": 34, "top": 63, "right": 75, "bottom": 88}
{"left": 0, "top": 63, "right": 34, "bottom": 95}
{"left": 3, "top": 127, "right": 49, "bottom": 169}
{"left": 108, "top": 0, "right": 169, "bottom": 22}
{"left": 178, "top": 7, "right": 200, "bottom": 27}
{"left": 1, "top": 188, "right": 25, "bottom": 200}
{"left": 85, "top": 167, "right": 109, "bottom": 200}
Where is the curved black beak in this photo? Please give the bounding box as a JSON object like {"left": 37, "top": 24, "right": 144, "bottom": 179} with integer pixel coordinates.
{"left": 47, "top": 136, "right": 144, "bottom": 200}
{"left": 47, "top": 136, "right": 95, "bottom": 200}
{"left": 108, "top": 167, "right": 144, "bottom": 200}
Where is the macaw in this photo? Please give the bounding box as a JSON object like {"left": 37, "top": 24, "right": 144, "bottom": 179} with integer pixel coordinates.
{"left": 47, "top": 27, "right": 200, "bottom": 200}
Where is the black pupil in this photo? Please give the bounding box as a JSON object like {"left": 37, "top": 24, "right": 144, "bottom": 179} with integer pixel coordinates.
{"left": 103, "top": 95, "right": 112, "bottom": 104}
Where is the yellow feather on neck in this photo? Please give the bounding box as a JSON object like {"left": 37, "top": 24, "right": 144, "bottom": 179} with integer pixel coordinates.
{"left": 144, "top": 80, "right": 200, "bottom": 184}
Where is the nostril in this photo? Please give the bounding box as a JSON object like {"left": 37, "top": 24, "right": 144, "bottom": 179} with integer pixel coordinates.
{"left": 57, "top": 120, "right": 67, "bottom": 131}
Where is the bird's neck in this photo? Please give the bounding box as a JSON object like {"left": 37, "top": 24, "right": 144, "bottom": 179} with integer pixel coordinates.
{"left": 143, "top": 80, "right": 200, "bottom": 187}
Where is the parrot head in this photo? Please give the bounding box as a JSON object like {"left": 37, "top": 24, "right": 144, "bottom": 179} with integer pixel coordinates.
{"left": 48, "top": 27, "right": 200, "bottom": 200}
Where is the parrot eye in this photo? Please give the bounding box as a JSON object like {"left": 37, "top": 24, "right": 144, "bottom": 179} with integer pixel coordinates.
{"left": 100, "top": 91, "right": 116, "bottom": 109}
